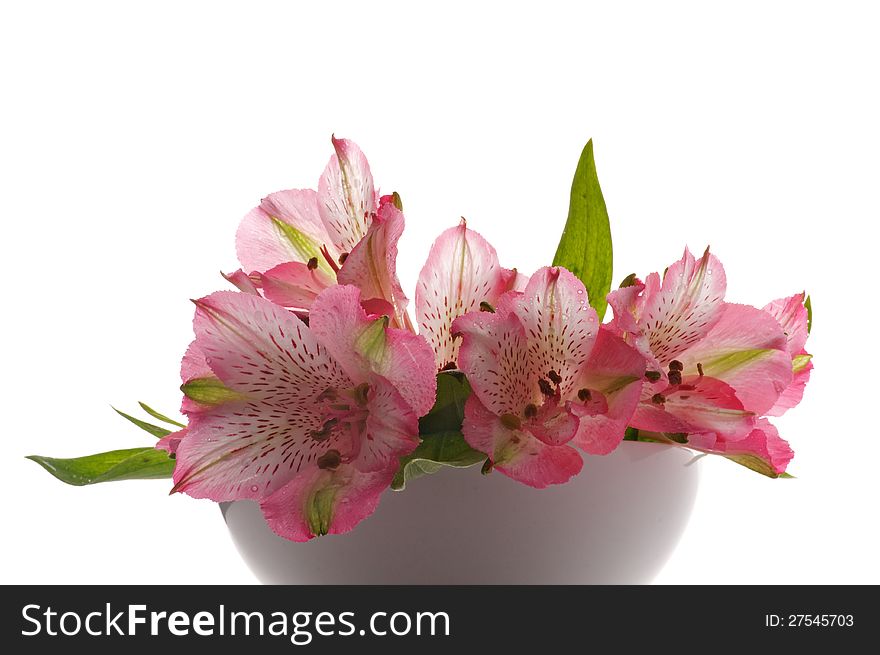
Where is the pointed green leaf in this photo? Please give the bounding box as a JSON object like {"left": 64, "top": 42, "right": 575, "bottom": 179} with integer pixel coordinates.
{"left": 113, "top": 407, "right": 172, "bottom": 438}
{"left": 138, "top": 402, "right": 186, "bottom": 428}
{"left": 392, "top": 431, "right": 485, "bottom": 490}
{"left": 27, "top": 448, "right": 174, "bottom": 486}
{"left": 552, "top": 139, "right": 613, "bottom": 320}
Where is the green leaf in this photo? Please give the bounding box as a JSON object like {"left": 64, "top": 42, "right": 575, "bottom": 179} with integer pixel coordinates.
{"left": 552, "top": 139, "right": 613, "bottom": 320}
{"left": 392, "top": 431, "right": 485, "bottom": 490}
{"left": 27, "top": 448, "right": 175, "bottom": 486}
{"left": 113, "top": 407, "right": 172, "bottom": 438}
{"left": 138, "top": 402, "right": 185, "bottom": 428}
{"left": 804, "top": 294, "right": 812, "bottom": 333}
{"left": 392, "top": 371, "right": 485, "bottom": 490}
{"left": 418, "top": 371, "right": 472, "bottom": 435}
{"left": 180, "top": 377, "right": 245, "bottom": 406}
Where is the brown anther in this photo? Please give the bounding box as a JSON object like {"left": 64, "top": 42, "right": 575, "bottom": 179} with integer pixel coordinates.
{"left": 479, "top": 301, "right": 495, "bottom": 313}
{"left": 353, "top": 382, "right": 371, "bottom": 406}
{"left": 317, "top": 449, "right": 342, "bottom": 470}
{"left": 577, "top": 388, "right": 592, "bottom": 402}
{"left": 538, "top": 379, "right": 555, "bottom": 396}
{"left": 645, "top": 371, "right": 662, "bottom": 382}
{"left": 651, "top": 393, "right": 666, "bottom": 405}
{"left": 307, "top": 256, "right": 319, "bottom": 271}
{"left": 524, "top": 403, "right": 538, "bottom": 419}
{"left": 669, "top": 360, "right": 684, "bottom": 372}
{"left": 667, "top": 370, "right": 682, "bottom": 386}
{"left": 548, "top": 370, "right": 562, "bottom": 385}
{"left": 441, "top": 361, "right": 457, "bottom": 371}
{"left": 697, "top": 362, "right": 704, "bottom": 377}
{"left": 500, "top": 413, "right": 522, "bottom": 430}
{"left": 338, "top": 252, "right": 349, "bottom": 265}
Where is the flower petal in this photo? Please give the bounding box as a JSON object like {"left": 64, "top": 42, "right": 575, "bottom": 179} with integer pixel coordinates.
{"left": 632, "top": 375, "right": 755, "bottom": 439}
{"left": 637, "top": 247, "right": 727, "bottom": 365}
{"left": 236, "top": 189, "right": 335, "bottom": 274}
{"left": 454, "top": 306, "right": 535, "bottom": 416}
{"left": 680, "top": 303, "right": 792, "bottom": 415}
{"left": 352, "top": 375, "right": 420, "bottom": 473}
{"left": 688, "top": 418, "right": 794, "bottom": 476}
{"left": 156, "top": 428, "right": 187, "bottom": 456}
{"left": 309, "top": 285, "right": 437, "bottom": 417}
{"left": 171, "top": 291, "right": 353, "bottom": 500}
{"left": 571, "top": 326, "right": 645, "bottom": 455}
{"left": 222, "top": 269, "right": 262, "bottom": 295}
{"left": 260, "top": 463, "right": 395, "bottom": 542}
{"left": 317, "top": 137, "right": 377, "bottom": 254}
{"left": 764, "top": 293, "right": 809, "bottom": 356}
{"left": 462, "top": 395, "right": 583, "bottom": 488}
{"left": 767, "top": 354, "right": 812, "bottom": 416}
{"left": 336, "top": 197, "right": 411, "bottom": 331}
{"left": 261, "top": 261, "right": 335, "bottom": 310}
{"left": 179, "top": 341, "right": 215, "bottom": 415}
{"left": 416, "top": 221, "right": 508, "bottom": 369}
{"left": 509, "top": 266, "right": 598, "bottom": 397}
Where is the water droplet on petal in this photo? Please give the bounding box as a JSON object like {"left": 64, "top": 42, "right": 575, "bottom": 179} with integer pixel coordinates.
{"left": 707, "top": 269, "right": 713, "bottom": 275}
{"left": 250, "top": 484, "right": 259, "bottom": 493}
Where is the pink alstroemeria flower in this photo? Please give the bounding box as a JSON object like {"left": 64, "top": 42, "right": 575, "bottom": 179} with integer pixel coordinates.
{"left": 452, "top": 267, "right": 645, "bottom": 488}
{"left": 416, "top": 220, "right": 523, "bottom": 370}
{"left": 233, "top": 137, "right": 412, "bottom": 330}
{"left": 606, "top": 248, "right": 811, "bottom": 475}
{"left": 158, "top": 285, "right": 436, "bottom": 541}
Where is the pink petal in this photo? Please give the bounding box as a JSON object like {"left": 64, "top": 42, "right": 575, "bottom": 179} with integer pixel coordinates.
{"left": 179, "top": 341, "right": 214, "bottom": 415}
{"left": 336, "top": 198, "right": 412, "bottom": 331}
{"left": 222, "top": 269, "right": 262, "bottom": 295}
{"left": 261, "top": 261, "right": 334, "bottom": 310}
{"left": 606, "top": 279, "right": 662, "bottom": 372}
{"left": 416, "top": 221, "right": 509, "bottom": 369}
{"left": 260, "top": 463, "right": 395, "bottom": 542}
{"left": 763, "top": 293, "right": 809, "bottom": 356}
{"left": 689, "top": 419, "right": 794, "bottom": 476}
{"left": 572, "top": 326, "right": 646, "bottom": 455}
{"left": 462, "top": 395, "right": 583, "bottom": 488}
{"left": 236, "top": 188, "right": 336, "bottom": 274}
{"left": 172, "top": 291, "right": 354, "bottom": 500}
{"left": 509, "top": 267, "right": 598, "bottom": 397}
{"left": 454, "top": 307, "right": 536, "bottom": 416}
{"left": 637, "top": 247, "right": 727, "bottom": 365}
{"left": 525, "top": 402, "right": 580, "bottom": 447}
{"left": 680, "top": 303, "right": 792, "bottom": 415}
{"left": 767, "top": 354, "right": 812, "bottom": 416}
{"left": 500, "top": 267, "right": 529, "bottom": 293}
{"left": 632, "top": 375, "right": 755, "bottom": 439}
{"left": 309, "top": 285, "right": 437, "bottom": 417}
{"left": 317, "top": 137, "right": 377, "bottom": 255}
{"left": 156, "top": 428, "right": 187, "bottom": 456}
{"left": 351, "top": 375, "right": 420, "bottom": 473}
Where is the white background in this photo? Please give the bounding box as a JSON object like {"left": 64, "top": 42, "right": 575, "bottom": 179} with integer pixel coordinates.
{"left": 2, "top": 1, "right": 878, "bottom": 584}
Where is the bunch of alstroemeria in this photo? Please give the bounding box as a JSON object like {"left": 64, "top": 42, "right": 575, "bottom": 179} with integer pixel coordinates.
{"left": 30, "top": 137, "right": 812, "bottom": 542}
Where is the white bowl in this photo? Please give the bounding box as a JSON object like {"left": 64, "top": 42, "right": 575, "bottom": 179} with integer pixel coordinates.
{"left": 222, "top": 441, "right": 699, "bottom": 584}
